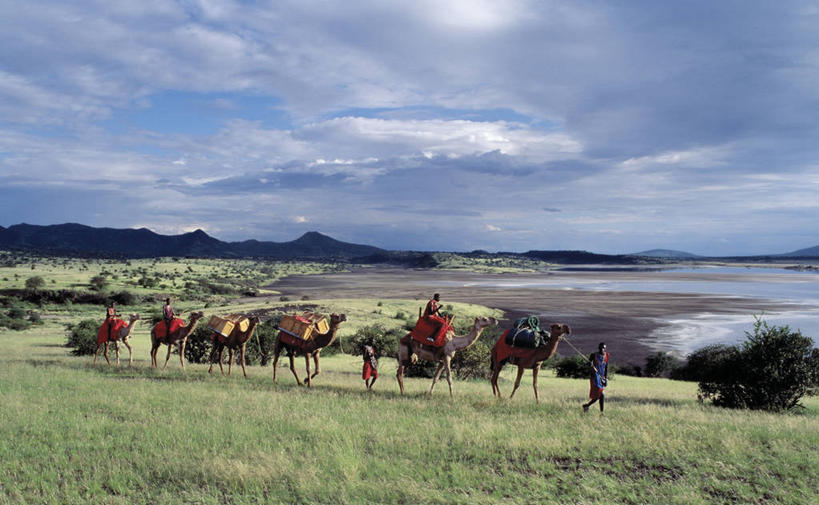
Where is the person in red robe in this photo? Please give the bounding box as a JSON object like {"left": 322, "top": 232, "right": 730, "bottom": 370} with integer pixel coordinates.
{"left": 425, "top": 293, "right": 442, "bottom": 317}
{"left": 362, "top": 338, "right": 378, "bottom": 390}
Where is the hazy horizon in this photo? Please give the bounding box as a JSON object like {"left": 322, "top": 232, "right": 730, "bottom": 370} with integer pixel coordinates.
{"left": 2, "top": 1, "right": 818, "bottom": 255}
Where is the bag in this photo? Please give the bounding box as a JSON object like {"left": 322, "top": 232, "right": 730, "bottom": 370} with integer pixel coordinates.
{"left": 504, "top": 327, "right": 542, "bottom": 348}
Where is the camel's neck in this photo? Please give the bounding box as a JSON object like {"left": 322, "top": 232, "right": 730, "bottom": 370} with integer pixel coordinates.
{"left": 311, "top": 324, "right": 339, "bottom": 349}
{"left": 451, "top": 324, "right": 485, "bottom": 350}
{"left": 540, "top": 332, "right": 563, "bottom": 360}
{"left": 123, "top": 319, "right": 138, "bottom": 335}
{"left": 178, "top": 318, "right": 199, "bottom": 338}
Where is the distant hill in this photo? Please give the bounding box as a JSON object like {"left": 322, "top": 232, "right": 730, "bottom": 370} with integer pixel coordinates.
{"left": 781, "top": 245, "right": 819, "bottom": 257}
{"left": 0, "top": 223, "right": 383, "bottom": 259}
{"left": 633, "top": 249, "right": 701, "bottom": 259}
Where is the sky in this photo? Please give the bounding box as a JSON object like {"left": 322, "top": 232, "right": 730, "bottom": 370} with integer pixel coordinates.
{"left": 1, "top": 0, "right": 818, "bottom": 256}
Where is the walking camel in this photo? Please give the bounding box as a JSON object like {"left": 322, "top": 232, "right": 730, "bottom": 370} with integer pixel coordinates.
{"left": 149, "top": 311, "right": 205, "bottom": 370}
{"left": 208, "top": 315, "right": 261, "bottom": 378}
{"left": 397, "top": 315, "right": 498, "bottom": 396}
{"left": 94, "top": 313, "right": 140, "bottom": 367}
{"left": 490, "top": 323, "right": 571, "bottom": 403}
{"left": 272, "top": 313, "right": 347, "bottom": 387}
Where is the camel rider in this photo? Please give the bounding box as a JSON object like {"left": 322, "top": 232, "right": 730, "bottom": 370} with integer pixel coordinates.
{"left": 162, "top": 297, "right": 174, "bottom": 340}
{"left": 105, "top": 302, "right": 117, "bottom": 341}
{"left": 583, "top": 342, "right": 609, "bottom": 414}
{"left": 425, "top": 293, "right": 442, "bottom": 317}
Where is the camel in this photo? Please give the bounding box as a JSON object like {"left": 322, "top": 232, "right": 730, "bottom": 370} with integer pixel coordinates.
{"left": 490, "top": 323, "right": 571, "bottom": 403}
{"left": 94, "top": 313, "right": 140, "bottom": 367}
{"left": 207, "top": 315, "right": 262, "bottom": 378}
{"left": 272, "top": 313, "right": 347, "bottom": 387}
{"left": 396, "top": 316, "right": 498, "bottom": 396}
{"left": 149, "top": 311, "right": 205, "bottom": 370}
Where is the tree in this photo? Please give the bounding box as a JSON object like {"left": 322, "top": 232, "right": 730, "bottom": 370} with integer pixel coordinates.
{"left": 25, "top": 276, "right": 45, "bottom": 291}
{"left": 644, "top": 351, "right": 682, "bottom": 378}
{"left": 89, "top": 275, "right": 108, "bottom": 292}
{"left": 697, "top": 318, "right": 817, "bottom": 411}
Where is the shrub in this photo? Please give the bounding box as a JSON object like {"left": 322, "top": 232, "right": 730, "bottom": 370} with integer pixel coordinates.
{"left": 183, "top": 325, "right": 214, "bottom": 364}
{"left": 110, "top": 290, "right": 139, "bottom": 306}
{"left": 25, "top": 276, "right": 45, "bottom": 291}
{"left": 66, "top": 319, "right": 99, "bottom": 355}
{"left": 696, "top": 318, "right": 817, "bottom": 411}
{"left": 451, "top": 340, "right": 492, "bottom": 379}
{"left": 670, "top": 344, "right": 736, "bottom": 382}
{"left": 89, "top": 275, "right": 108, "bottom": 292}
{"left": 555, "top": 355, "right": 590, "bottom": 379}
{"left": 246, "top": 317, "right": 281, "bottom": 366}
{"left": 644, "top": 351, "right": 682, "bottom": 378}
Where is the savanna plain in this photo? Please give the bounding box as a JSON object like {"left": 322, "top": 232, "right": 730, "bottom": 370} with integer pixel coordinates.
{"left": 1, "top": 254, "right": 817, "bottom": 504}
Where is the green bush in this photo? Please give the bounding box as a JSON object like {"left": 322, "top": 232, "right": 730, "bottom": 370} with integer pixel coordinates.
{"left": 644, "top": 351, "right": 682, "bottom": 378}
{"left": 451, "top": 340, "right": 492, "bottom": 379}
{"left": 66, "top": 319, "right": 99, "bottom": 356}
{"left": 183, "top": 325, "right": 214, "bottom": 364}
{"left": 245, "top": 317, "right": 281, "bottom": 366}
{"left": 555, "top": 355, "right": 589, "bottom": 379}
{"left": 697, "top": 318, "right": 817, "bottom": 411}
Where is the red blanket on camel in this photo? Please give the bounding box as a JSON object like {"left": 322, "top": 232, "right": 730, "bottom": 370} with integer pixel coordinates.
{"left": 153, "top": 318, "right": 186, "bottom": 340}
{"left": 410, "top": 315, "right": 452, "bottom": 348}
{"left": 97, "top": 318, "right": 127, "bottom": 344}
{"left": 492, "top": 329, "right": 543, "bottom": 366}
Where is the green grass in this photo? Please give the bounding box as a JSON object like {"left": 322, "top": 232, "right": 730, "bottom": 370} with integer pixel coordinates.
{"left": 2, "top": 322, "right": 817, "bottom": 505}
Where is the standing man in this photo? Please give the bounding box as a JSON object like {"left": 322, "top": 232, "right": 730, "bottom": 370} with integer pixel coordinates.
{"left": 162, "top": 297, "right": 174, "bottom": 340}
{"left": 362, "top": 338, "right": 378, "bottom": 391}
{"left": 583, "top": 342, "right": 609, "bottom": 414}
{"left": 424, "top": 293, "right": 442, "bottom": 317}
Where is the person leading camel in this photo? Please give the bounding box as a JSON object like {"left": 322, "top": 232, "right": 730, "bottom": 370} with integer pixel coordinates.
{"left": 583, "top": 342, "right": 609, "bottom": 414}
{"left": 362, "top": 338, "right": 378, "bottom": 391}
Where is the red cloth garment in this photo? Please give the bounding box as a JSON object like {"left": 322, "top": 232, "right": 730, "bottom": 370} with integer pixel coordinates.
{"left": 410, "top": 315, "right": 451, "bottom": 347}
{"left": 279, "top": 332, "right": 308, "bottom": 350}
{"left": 97, "top": 318, "right": 127, "bottom": 344}
{"left": 424, "top": 299, "right": 439, "bottom": 317}
{"left": 492, "top": 329, "right": 544, "bottom": 366}
{"left": 362, "top": 361, "right": 378, "bottom": 380}
{"left": 153, "top": 317, "right": 185, "bottom": 339}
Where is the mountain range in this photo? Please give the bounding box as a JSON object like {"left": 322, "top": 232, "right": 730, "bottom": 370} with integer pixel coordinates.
{"left": 0, "top": 223, "right": 817, "bottom": 261}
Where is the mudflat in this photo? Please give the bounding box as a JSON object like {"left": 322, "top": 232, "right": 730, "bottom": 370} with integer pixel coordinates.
{"left": 271, "top": 267, "right": 810, "bottom": 366}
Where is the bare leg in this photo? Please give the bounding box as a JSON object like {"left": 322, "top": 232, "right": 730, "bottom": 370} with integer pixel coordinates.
{"left": 510, "top": 366, "right": 525, "bottom": 399}
{"left": 304, "top": 354, "right": 312, "bottom": 387}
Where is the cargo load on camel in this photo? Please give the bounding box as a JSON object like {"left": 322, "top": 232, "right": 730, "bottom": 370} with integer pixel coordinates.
{"left": 277, "top": 312, "right": 329, "bottom": 348}
{"left": 410, "top": 314, "right": 453, "bottom": 348}
{"left": 97, "top": 318, "right": 127, "bottom": 344}
{"left": 207, "top": 313, "right": 251, "bottom": 342}
{"left": 503, "top": 315, "right": 545, "bottom": 348}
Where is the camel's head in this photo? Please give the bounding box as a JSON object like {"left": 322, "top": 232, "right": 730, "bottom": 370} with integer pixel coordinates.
{"left": 128, "top": 313, "right": 140, "bottom": 321}
{"left": 249, "top": 315, "right": 261, "bottom": 324}
{"left": 474, "top": 316, "right": 498, "bottom": 330}
{"left": 190, "top": 311, "right": 205, "bottom": 321}
{"left": 330, "top": 313, "right": 347, "bottom": 325}
{"left": 549, "top": 323, "right": 571, "bottom": 339}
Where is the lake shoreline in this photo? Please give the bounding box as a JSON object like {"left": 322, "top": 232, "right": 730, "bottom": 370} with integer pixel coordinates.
{"left": 270, "top": 267, "right": 816, "bottom": 366}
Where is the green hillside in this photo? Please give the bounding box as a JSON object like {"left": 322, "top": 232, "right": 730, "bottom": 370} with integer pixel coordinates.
{"left": 2, "top": 320, "right": 817, "bottom": 505}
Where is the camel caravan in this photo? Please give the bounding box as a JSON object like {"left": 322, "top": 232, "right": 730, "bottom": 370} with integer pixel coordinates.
{"left": 93, "top": 293, "right": 597, "bottom": 405}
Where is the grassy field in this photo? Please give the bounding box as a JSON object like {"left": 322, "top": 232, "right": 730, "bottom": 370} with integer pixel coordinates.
{"left": 2, "top": 254, "right": 818, "bottom": 504}
{"left": 2, "top": 319, "right": 817, "bottom": 504}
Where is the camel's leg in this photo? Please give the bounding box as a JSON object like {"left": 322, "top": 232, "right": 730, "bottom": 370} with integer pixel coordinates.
{"left": 208, "top": 345, "right": 217, "bottom": 374}
{"left": 228, "top": 348, "right": 234, "bottom": 376}
{"left": 532, "top": 366, "right": 540, "bottom": 404}
{"left": 509, "top": 366, "right": 525, "bottom": 399}
{"left": 304, "top": 354, "right": 312, "bottom": 387}
{"left": 114, "top": 341, "right": 121, "bottom": 367}
{"left": 288, "top": 353, "right": 302, "bottom": 386}
{"left": 103, "top": 342, "right": 111, "bottom": 366}
{"left": 444, "top": 357, "right": 453, "bottom": 397}
{"left": 429, "top": 361, "right": 446, "bottom": 394}
{"left": 123, "top": 339, "right": 133, "bottom": 367}
{"left": 240, "top": 344, "right": 247, "bottom": 379}
{"left": 490, "top": 366, "right": 502, "bottom": 397}
{"left": 163, "top": 342, "right": 173, "bottom": 370}
{"left": 179, "top": 339, "right": 187, "bottom": 369}
{"left": 94, "top": 343, "right": 102, "bottom": 365}
{"left": 396, "top": 364, "right": 406, "bottom": 395}
{"left": 310, "top": 351, "right": 320, "bottom": 379}
{"left": 272, "top": 347, "right": 280, "bottom": 383}
{"left": 150, "top": 342, "right": 157, "bottom": 368}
